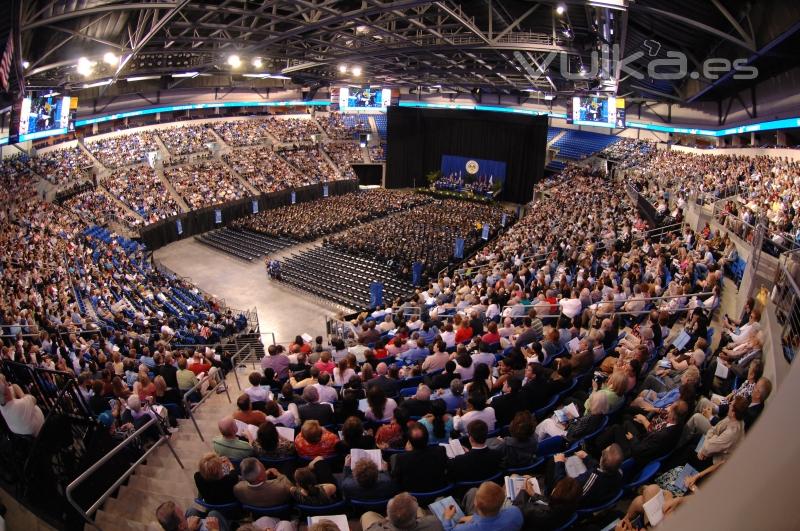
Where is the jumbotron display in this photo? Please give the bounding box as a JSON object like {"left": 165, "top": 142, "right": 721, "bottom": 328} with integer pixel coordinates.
{"left": 338, "top": 87, "right": 391, "bottom": 109}
{"left": 18, "top": 93, "right": 72, "bottom": 141}
{"left": 571, "top": 95, "right": 626, "bottom": 128}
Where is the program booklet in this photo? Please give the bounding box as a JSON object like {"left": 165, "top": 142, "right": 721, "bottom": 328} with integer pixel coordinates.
{"left": 429, "top": 496, "right": 465, "bottom": 526}
{"left": 439, "top": 439, "right": 465, "bottom": 459}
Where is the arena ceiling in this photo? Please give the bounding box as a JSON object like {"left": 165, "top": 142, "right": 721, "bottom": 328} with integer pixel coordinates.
{"left": 11, "top": 0, "right": 800, "bottom": 104}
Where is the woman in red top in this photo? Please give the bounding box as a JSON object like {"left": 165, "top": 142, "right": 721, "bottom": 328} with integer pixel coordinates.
{"left": 313, "top": 351, "right": 336, "bottom": 375}
{"left": 454, "top": 320, "right": 473, "bottom": 344}
{"left": 294, "top": 420, "right": 339, "bottom": 458}
{"left": 481, "top": 321, "right": 501, "bottom": 345}
{"left": 289, "top": 335, "right": 312, "bottom": 355}
{"left": 373, "top": 339, "right": 389, "bottom": 359}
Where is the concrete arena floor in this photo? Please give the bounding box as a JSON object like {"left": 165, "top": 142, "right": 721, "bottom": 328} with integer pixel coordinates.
{"left": 153, "top": 237, "right": 341, "bottom": 344}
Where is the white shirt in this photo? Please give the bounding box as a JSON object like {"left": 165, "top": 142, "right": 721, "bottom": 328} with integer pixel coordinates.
{"left": 244, "top": 385, "right": 272, "bottom": 403}
{"left": 453, "top": 407, "right": 496, "bottom": 434}
{"left": 0, "top": 395, "right": 44, "bottom": 436}
{"left": 560, "top": 298, "right": 583, "bottom": 318}
{"left": 313, "top": 383, "right": 338, "bottom": 404}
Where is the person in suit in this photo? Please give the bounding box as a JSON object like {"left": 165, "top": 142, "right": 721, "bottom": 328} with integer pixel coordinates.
{"left": 744, "top": 377, "right": 771, "bottom": 431}
{"left": 520, "top": 363, "right": 550, "bottom": 410}
{"left": 297, "top": 386, "right": 334, "bottom": 426}
{"left": 489, "top": 376, "right": 526, "bottom": 427}
{"left": 512, "top": 476, "right": 581, "bottom": 530}
{"left": 390, "top": 423, "right": 448, "bottom": 492}
{"left": 552, "top": 444, "right": 624, "bottom": 508}
{"left": 592, "top": 401, "right": 688, "bottom": 466}
{"left": 447, "top": 420, "right": 502, "bottom": 483}
{"left": 399, "top": 385, "right": 433, "bottom": 418}
{"left": 368, "top": 363, "right": 400, "bottom": 397}
{"left": 233, "top": 457, "right": 292, "bottom": 507}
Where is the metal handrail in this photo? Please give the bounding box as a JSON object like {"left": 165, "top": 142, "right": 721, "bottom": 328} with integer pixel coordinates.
{"left": 182, "top": 370, "right": 232, "bottom": 441}
{"left": 498, "top": 291, "right": 714, "bottom": 317}
{"left": 230, "top": 344, "right": 252, "bottom": 391}
{"left": 65, "top": 416, "right": 184, "bottom": 530}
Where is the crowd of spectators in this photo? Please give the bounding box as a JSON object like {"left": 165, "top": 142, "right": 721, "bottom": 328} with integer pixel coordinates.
{"left": 370, "top": 143, "right": 386, "bottom": 162}
{"left": 28, "top": 146, "right": 95, "bottom": 185}
{"left": 86, "top": 132, "right": 159, "bottom": 169}
{"left": 279, "top": 147, "right": 340, "bottom": 183}
{"left": 266, "top": 118, "right": 320, "bottom": 144}
{"left": 159, "top": 125, "right": 214, "bottom": 156}
{"left": 103, "top": 166, "right": 183, "bottom": 224}
{"left": 234, "top": 190, "right": 431, "bottom": 241}
{"left": 222, "top": 148, "right": 307, "bottom": 194}
{"left": 165, "top": 160, "right": 250, "bottom": 209}
{"left": 327, "top": 199, "right": 506, "bottom": 278}
{"left": 324, "top": 142, "right": 363, "bottom": 177}
{"left": 317, "top": 112, "right": 369, "bottom": 140}
{"left": 211, "top": 120, "right": 274, "bottom": 147}
{"left": 599, "top": 139, "right": 656, "bottom": 169}
{"left": 61, "top": 188, "right": 142, "bottom": 229}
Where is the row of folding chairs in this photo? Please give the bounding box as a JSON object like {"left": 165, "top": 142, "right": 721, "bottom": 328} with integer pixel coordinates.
{"left": 307, "top": 246, "right": 413, "bottom": 294}
{"left": 281, "top": 269, "right": 370, "bottom": 309}
{"left": 224, "top": 227, "right": 296, "bottom": 253}
{"left": 283, "top": 253, "right": 405, "bottom": 301}
{"left": 195, "top": 234, "right": 256, "bottom": 261}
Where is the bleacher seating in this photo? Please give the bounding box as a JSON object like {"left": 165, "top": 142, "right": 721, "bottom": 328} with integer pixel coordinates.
{"left": 373, "top": 114, "right": 387, "bottom": 138}
{"left": 551, "top": 129, "right": 621, "bottom": 160}
{"left": 547, "top": 127, "right": 563, "bottom": 143}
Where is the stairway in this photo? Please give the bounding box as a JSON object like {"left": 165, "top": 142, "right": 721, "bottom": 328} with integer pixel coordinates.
{"left": 88, "top": 373, "right": 241, "bottom": 531}
{"left": 155, "top": 166, "right": 190, "bottom": 213}
{"left": 219, "top": 157, "right": 260, "bottom": 195}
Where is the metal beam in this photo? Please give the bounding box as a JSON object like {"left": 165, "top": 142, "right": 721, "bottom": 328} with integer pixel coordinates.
{"left": 433, "top": 2, "right": 491, "bottom": 44}
{"left": 709, "top": 0, "right": 755, "bottom": 49}
{"left": 493, "top": 4, "right": 539, "bottom": 42}
{"left": 106, "top": 0, "right": 192, "bottom": 91}
{"left": 22, "top": 3, "right": 178, "bottom": 31}
{"left": 630, "top": 5, "right": 756, "bottom": 52}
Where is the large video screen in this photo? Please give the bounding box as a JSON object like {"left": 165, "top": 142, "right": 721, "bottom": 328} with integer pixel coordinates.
{"left": 572, "top": 95, "right": 622, "bottom": 128}
{"left": 18, "top": 94, "right": 71, "bottom": 141}
{"left": 338, "top": 87, "right": 391, "bottom": 109}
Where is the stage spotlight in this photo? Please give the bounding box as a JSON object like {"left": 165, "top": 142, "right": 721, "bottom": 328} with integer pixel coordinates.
{"left": 22, "top": 60, "right": 29, "bottom": 69}
{"left": 338, "top": 64, "right": 348, "bottom": 73}
{"left": 227, "top": 54, "right": 241, "bottom": 68}
{"left": 103, "top": 52, "right": 118, "bottom": 65}
{"left": 252, "top": 57, "right": 263, "bottom": 68}
{"left": 556, "top": 5, "right": 566, "bottom": 15}
{"left": 351, "top": 65, "right": 362, "bottom": 76}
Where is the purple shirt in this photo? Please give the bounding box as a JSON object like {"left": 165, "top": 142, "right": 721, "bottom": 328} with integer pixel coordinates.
{"left": 261, "top": 354, "right": 290, "bottom": 379}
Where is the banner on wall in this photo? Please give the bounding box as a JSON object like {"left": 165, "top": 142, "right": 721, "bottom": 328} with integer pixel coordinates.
{"left": 291, "top": 191, "right": 296, "bottom": 204}
{"left": 501, "top": 213, "right": 507, "bottom": 227}
{"left": 454, "top": 237, "right": 465, "bottom": 259}
{"left": 369, "top": 281, "right": 384, "bottom": 308}
{"left": 412, "top": 262, "right": 423, "bottom": 286}
{"left": 323, "top": 183, "right": 329, "bottom": 197}
{"left": 481, "top": 223, "right": 490, "bottom": 240}
{"left": 214, "top": 209, "right": 222, "bottom": 224}
{"left": 439, "top": 154, "right": 507, "bottom": 196}
{"left": 176, "top": 219, "right": 183, "bottom": 235}
{"left": 252, "top": 200, "right": 259, "bottom": 214}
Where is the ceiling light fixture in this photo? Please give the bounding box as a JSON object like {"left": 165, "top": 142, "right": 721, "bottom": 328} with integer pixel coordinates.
{"left": 338, "top": 64, "right": 348, "bottom": 73}
{"left": 77, "top": 57, "right": 93, "bottom": 76}
{"left": 103, "top": 52, "right": 118, "bottom": 66}
{"left": 556, "top": 5, "right": 566, "bottom": 15}
{"left": 22, "top": 60, "right": 29, "bottom": 69}
{"left": 227, "top": 54, "right": 241, "bottom": 68}
{"left": 351, "top": 65, "right": 362, "bottom": 76}
{"left": 252, "top": 57, "right": 263, "bottom": 68}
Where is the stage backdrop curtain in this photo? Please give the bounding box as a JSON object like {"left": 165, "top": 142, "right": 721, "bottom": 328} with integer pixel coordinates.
{"left": 138, "top": 179, "right": 358, "bottom": 250}
{"left": 385, "top": 107, "right": 547, "bottom": 203}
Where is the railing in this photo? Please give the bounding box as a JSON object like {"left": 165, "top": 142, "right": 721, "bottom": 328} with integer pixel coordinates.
{"left": 231, "top": 344, "right": 254, "bottom": 391}
{"left": 65, "top": 416, "right": 184, "bottom": 530}
{"left": 183, "top": 371, "right": 232, "bottom": 442}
